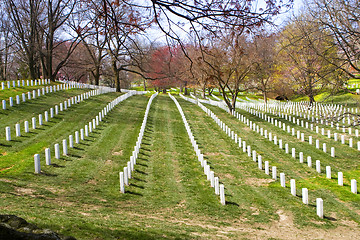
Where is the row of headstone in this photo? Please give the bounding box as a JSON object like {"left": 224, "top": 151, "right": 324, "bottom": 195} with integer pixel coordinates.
{"left": 200, "top": 98, "right": 358, "bottom": 218}
{"left": 186, "top": 94, "right": 324, "bottom": 211}
{"left": 228, "top": 108, "right": 358, "bottom": 195}
{"left": 238, "top": 103, "right": 360, "bottom": 152}
{"left": 33, "top": 90, "right": 145, "bottom": 174}
{"left": 237, "top": 106, "right": 340, "bottom": 158}
{"left": 1, "top": 83, "right": 81, "bottom": 110}
{"left": 245, "top": 101, "right": 360, "bottom": 139}
{"left": 119, "top": 92, "right": 158, "bottom": 193}
{"left": 186, "top": 98, "right": 329, "bottom": 218}
{"left": 4, "top": 89, "right": 103, "bottom": 141}
{"left": 174, "top": 93, "right": 225, "bottom": 205}
{"left": 1, "top": 79, "right": 50, "bottom": 91}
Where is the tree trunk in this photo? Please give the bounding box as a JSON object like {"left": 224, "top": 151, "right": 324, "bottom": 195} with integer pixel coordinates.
{"left": 263, "top": 91, "right": 267, "bottom": 104}
{"left": 112, "top": 61, "right": 121, "bottom": 92}
{"left": 143, "top": 79, "right": 147, "bottom": 91}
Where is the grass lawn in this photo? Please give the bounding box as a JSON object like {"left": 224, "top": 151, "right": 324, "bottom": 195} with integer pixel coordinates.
{"left": 0, "top": 93, "right": 359, "bottom": 239}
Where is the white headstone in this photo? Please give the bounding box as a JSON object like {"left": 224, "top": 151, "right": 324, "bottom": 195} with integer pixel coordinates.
{"left": 220, "top": 184, "right": 225, "bottom": 205}
{"left": 280, "top": 173, "right": 286, "bottom": 187}
{"left": 5, "top": 127, "right": 11, "bottom": 141}
{"left": 326, "top": 166, "right": 331, "bottom": 179}
{"left": 316, "top": 198, "right": 323, "bottom": 218}
{"left": 24, "top": 121, "right": 29, "bottom": 133}
{"left": 290, "top": 179, "right": 296, "bottom": 196}
{"left": 351, "top": 179, "right": 357, "bottom": 194}
{"left": 15, "top": 123, "right": 21, "bottom": 137}
{"left": 272, "top": 166, "right": 277, "bottom": 180}
{"left": 316, "top": 160, "right": 320, "bottom": 173}
{"left": 338, "top": 172, "right": 343, "bottom": 186}
{"left": 34, "top": 154, "right": 41, "bottom": 173}
{"left": 302, "top": 188, "right": 308, "bottom": 204}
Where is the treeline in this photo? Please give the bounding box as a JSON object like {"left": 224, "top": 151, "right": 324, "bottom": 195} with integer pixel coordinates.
{"left": 0, "top": 0, "right": 358, "bottom": 109}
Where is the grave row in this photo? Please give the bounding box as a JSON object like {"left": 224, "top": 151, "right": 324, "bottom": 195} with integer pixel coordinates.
{"left": 119, "top": 92, "right": 158, "bottom": 193}
{"left": 247, "top": 100, "right": 360, "bottom": 138}
{"left": 229, "top": 108, "right": 358, "bottom": 195}
{"left": 174, "top": 94, "right": 225, "bottom": 205}
{"left": 1, "top": 79, "right": 50, "bottom": 91}
{"left": 184, "top": 95, "right": 329, "bottom": 218}
{"left": 238, "top": 103, "right": 360, "bottom": 152}
{"left": 1, "top": 81, "right": 94, "bottom": 110}
{"left": 33, "top": 91, "right": 145, "bottom": 174}
{"left": 4, "top": 89, "right": 107, "bottom": 141}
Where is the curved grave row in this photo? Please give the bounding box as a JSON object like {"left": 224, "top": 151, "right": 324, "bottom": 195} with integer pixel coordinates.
{"left": 245, "top": 101, "right": 359, "bottom": 141}
{"left": 33, "top": 91, "right": 146, "bottom": 174}
{"left": 198, "top": 97, "right": 359, "bottom": 197}
{"left": 1, "top": 82, "right": 92, "bottom": 110}
{"left": 171, "top": 93, "right": 226, "bottom": 205}
{"left": 119, "top": 92, "right": 158, "bottom": 193}
{"left": 182, "top": 94, "right": 326, "bottom": 218}
{"left": 4, "top": 89, "right": 108, "bottom": 141}
{"left": 228, "top": 108, "right": 358, "bottom": 195}
{"left": 1, "top": 79, "right": 50, "bottom": 91}
{"left": 237, "top": 103, "right": 360, "bottom": 151}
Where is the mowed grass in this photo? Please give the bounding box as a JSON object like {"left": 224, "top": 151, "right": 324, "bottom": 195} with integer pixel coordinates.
{"left": 0, "top": 82, "right": 61, "bottom": 100}
{"left": 0, "top": 94, "right": 359, "bottom": 239}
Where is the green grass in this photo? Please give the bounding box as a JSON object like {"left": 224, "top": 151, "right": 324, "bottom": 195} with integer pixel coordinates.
{"left": 0, "top": 94, "right": 359, "bottom": 239}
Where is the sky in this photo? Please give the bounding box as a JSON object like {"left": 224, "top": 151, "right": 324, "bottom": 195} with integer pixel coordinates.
{"left": 145, "top": 0, "right": 305, "bottom": 44}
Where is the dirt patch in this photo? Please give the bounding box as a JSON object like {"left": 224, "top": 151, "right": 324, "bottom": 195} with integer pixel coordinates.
{"left": 206, "top": 152, "right": 221, "bottom": 156}
{"left": 112, "top": 150, "right": 123, "bottom": 156}
{"left": 0, "top": 178, "right": 13, "bottom": 183}
{"left": 1, "top": 152, "right": 7, "bottom": 156}
{"left": 245, "top": 178, "right": 274, "bottom": 186}
{"left": 224, "top": 173, "right": 235, "bottom": 180}
{"left": 0, "top": 165, "right": 15, "bottom": 172}
{"left": 14, "top": 187, "right": 36, "bottom": 197}
{"left": 87, "top": 179, "right": 97, "bottom": 185}
{"left": 124, "top": 207, "right": 360, "bottom": 239}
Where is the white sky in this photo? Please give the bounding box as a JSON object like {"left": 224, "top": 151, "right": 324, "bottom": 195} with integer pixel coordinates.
{"left": 145, "top": 0, "right": 305, "bottom": 44}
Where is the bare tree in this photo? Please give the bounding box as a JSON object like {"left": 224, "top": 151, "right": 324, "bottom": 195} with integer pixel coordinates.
{"left": 279, "top": 14, "right": 342, "bottom": 103}
{"left": 308, "top": 0, "right": 360, "bottom": 79}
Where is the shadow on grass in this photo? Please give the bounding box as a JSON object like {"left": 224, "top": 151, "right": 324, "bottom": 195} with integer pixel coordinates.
{"left": 135, "top": 169, "right": 148, "bottom": 175}
{"left": 131, "top": 183, "right": 145, "bottom": 189}
{"left": 126, "top": 190, "right": 143, "bottom": 196}
{"left": 133, "top": 177, "right": 147, "bottom": 182}
{"left": 226, "top": 201, "right": 239, "bottom": 207}
{"left": 137, "top": 162, "right": 148, "bottom": 167}
{"left": 324, "top": 215, "right": 337, "bottom": 221}
{"left": 38, "top": 171, "right": 57, "bottom": 177}
{"left": 51, "top": 163, "right": 65, "bottom": 168}
{"left": 0, "top": 143, "right": 12, "bottom": 147}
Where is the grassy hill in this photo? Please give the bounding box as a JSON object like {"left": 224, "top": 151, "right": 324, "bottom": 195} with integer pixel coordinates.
{"left": 0, "top": 88, "right": 359, "bottom": 239}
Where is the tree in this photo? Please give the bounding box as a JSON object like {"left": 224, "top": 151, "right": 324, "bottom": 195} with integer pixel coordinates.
{"left": 199, "top": 29, "right": 253, "bottom": 111}
{"left": 146, "top": 45, "right": 184, "bottom": 93}
{"left": 279, "top": 14, "right": 342, "bottom": 103}
{"left": 7, "top": 0, "right": 42, "bottom": 80}
{"left": 70, "top": 0, "right": 108, "bottom": 85}
{"left": 307, "top": 0, "right": 360, "bottom": 79}
{"left": 248, "top": 32, "right": 280, "bottom": 103}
